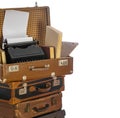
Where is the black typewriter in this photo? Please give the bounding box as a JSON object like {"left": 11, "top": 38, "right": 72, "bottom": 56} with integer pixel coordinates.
{"left": 3, "top": 40, "right": 45, "bottom": 63}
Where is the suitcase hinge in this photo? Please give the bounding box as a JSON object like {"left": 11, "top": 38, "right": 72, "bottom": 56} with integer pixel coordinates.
{"left": 24, "top": 103, "right": 30, "bottom": 112}
{"left": 51, "top": 97, "right": 57, "bottom": 106}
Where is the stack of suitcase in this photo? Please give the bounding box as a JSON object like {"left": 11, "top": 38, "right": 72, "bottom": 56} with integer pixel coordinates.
{"left": 0, "top": 6, "right": 73, "bottom": 118}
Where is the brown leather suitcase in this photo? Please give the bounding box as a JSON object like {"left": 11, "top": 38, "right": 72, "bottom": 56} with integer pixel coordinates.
{"left": 0, "top": 93, "right": 62, "bottom": 118}
{"left": 0, "top": 7, "right": 73, "bottom": 83}
{"left": 0, "top": 76, "right": 64, "bottom": 104}
{"left": 34, "top": 110, "right": 65, "bottom": 118}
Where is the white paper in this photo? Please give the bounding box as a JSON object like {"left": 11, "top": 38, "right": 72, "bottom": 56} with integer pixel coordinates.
{"left": 3, "top": 10, "right": 30, "bottom": 43}
{"left": 7, "top": 37, "right": 33, "bottom": 44}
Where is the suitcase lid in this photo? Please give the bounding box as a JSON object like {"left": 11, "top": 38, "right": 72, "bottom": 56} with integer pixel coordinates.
{"left": 0, "top": 6, "right": 50, "bottom": 46}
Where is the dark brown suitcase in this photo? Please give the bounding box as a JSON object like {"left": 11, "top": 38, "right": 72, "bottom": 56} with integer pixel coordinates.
{"left": 0, "top": 7, "right": 73, "bottom": 83}
{"left": 34, "top": 110, "right": 65, "bottom": 118}
{"left": 0, "top": 93, "right": 62, "bottom": 118}
{"left": 0, "top": 76, "right": 64, "bottom": 104}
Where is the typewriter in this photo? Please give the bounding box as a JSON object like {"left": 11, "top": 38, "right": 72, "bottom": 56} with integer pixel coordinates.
{"left": 3, "top": 40, "right": 45, "bottom": 64}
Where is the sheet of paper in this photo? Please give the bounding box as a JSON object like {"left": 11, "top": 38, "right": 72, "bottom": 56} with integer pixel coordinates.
{"left": 7, "top": 37, "right": 33, "bottom": 44}
{"left": 3, "top": 10, "right": 30, "bottom": 43}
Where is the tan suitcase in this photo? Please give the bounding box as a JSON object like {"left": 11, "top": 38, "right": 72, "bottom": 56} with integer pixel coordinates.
{"left": 0, "top": 7, "right": 73, "bottom": 83}
{"left": 0, "top": 93, "right": 62, "bottom": 118}
{"left": 0, "top": 76, "right": 64, "bottom": 104}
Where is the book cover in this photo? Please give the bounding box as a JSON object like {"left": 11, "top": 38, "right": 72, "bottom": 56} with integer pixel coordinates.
{"left": 45, "top": 26, "right": 62, "bottom": 58}
{"left": 0, "top": 49, "right": 6, "bottom": 64}
{"left": 41, "top": 46, "right": 55, "bottom": 59}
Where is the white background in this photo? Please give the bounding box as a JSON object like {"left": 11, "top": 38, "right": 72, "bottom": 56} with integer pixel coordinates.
{"left": 1, "top": 0, "right": 120, "bottom": 118}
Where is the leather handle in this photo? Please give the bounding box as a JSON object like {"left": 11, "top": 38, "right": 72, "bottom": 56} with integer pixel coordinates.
{"left": 38, "top": 82, "right": 52, "bottom": 93}
{"left": 32, "top": 104, "right": 49, "bottom": 112}
{"left": 29, "top": 64, "right": 50, "bottom": 71}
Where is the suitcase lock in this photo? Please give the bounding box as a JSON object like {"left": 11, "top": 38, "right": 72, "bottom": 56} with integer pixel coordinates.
{"left": 22, "top": 75, "right": 27, "bottom": 81}
{"left": 19, "top": 83, "right": 27, "bottom": 95}
{"left": 51, "top": 72, "right": 57, "bottom": 79}
{"left": 51, "top": 72, "right": 60, "bottom": 86}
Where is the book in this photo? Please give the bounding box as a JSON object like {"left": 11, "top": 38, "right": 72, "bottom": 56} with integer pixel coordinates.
{"left": 41, "top": 46, "right": 55, "bottom": 59}
{"left": 45, "top": 26, "right": 62, "bottom": 58}
{"left": 0, "top": 53, "right": 1, "bottom": 64}
{"left": 0, "top": 49, "right": 6, "bottom": 64}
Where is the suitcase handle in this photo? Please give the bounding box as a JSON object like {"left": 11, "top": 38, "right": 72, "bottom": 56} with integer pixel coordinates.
{"left": 38, "top": 82, "right": 52, "bottom": 93}
{"left": 29, "top": 64, "right": 50, "bottom": 71}
{"left": 32, "top": 104, "right": 49, "bottom": 112}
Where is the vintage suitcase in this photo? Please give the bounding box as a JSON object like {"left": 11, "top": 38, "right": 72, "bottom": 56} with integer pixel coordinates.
{"left": 0, "top": 76, "right": 64, "bottom": 104}
{"left": 34, "top": 110, "right": 65, "bottom": 118}
{"left": 0, "top": 93, "right": 62, "bottom": 118}
{"left": 0, "top": 6, "right": 73, "bottom": 83}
